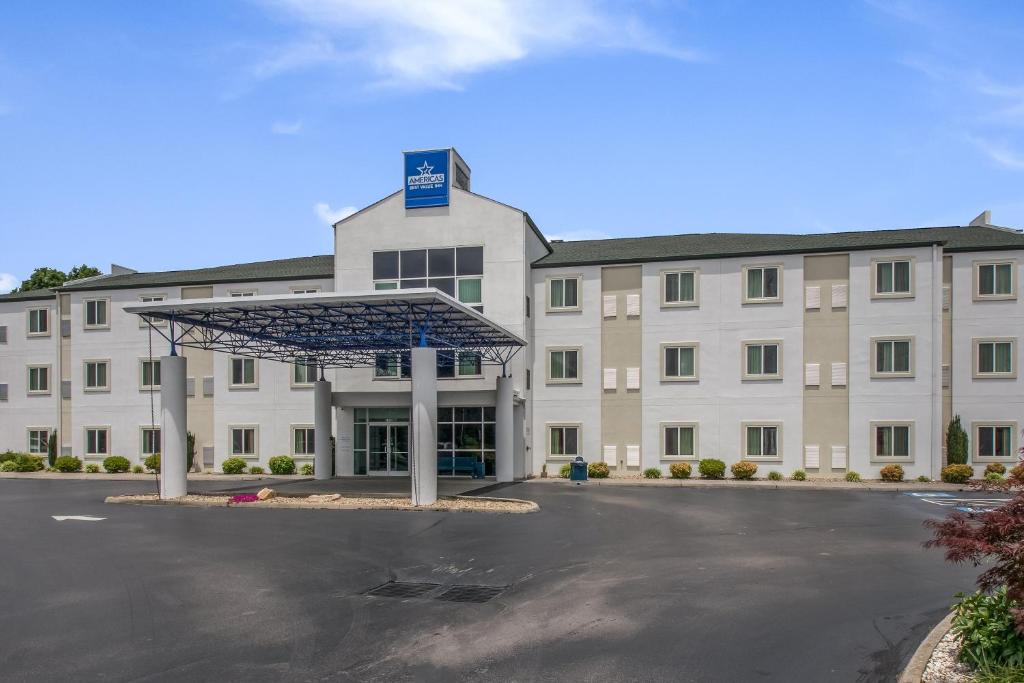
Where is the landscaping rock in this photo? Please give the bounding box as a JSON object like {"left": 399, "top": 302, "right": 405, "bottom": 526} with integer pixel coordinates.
{"left": 256, "top": 487, "right": 276, "bottom": 500}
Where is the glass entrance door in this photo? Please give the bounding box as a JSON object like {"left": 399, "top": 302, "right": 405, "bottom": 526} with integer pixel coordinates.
{"left": 367, "top": 423, "right": 409, "bottom": 476}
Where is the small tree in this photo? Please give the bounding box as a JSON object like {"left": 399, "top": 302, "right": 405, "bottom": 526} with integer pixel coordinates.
{"left": 65, "top": 265, "right": 102, "bottom": 282}
{"left": 47, "top": 432, "right": 57, "bottom": 468}
{"left": 946, "top": 415, "right": 969, "bottom": 465}
{"left": 186, "top": 431, "right": 196, "bottom": 472}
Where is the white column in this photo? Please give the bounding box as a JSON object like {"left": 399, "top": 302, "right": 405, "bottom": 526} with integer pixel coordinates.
{"left": 160, "top": 355, "right": 187, "bottom": 499}
{"left": 314, "top": 379, "right": 332, "bottom": 480}
{"left": 495, "top": 375, "right": 514, "bottom": 482}
{"left": 411, "top": 347, "right": 438, "bottom": 506}
{"left": 335, "top": 406, "right": 354, "bottom": 476}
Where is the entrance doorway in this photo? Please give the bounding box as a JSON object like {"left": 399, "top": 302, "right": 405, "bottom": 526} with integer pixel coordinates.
{"left": 367, "top": 423, "right": 409, "bottom": 476}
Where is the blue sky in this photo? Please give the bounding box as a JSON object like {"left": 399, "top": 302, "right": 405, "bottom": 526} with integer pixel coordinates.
{"left": 1, "top": 0, "right": 1023, "bottom": 292}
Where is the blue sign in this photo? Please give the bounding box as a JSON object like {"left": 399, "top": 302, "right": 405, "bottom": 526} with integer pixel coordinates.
{"left": 404, "top": 149, "right": 450, "bottom": 208}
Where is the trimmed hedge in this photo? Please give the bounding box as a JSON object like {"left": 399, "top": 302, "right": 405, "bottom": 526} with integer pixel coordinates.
{"left": 54, "top": 456, "right": 83, "bottom": 473}
{"left": 299, "top": 463, "right": 314, "bottom": 476}
{"left": 731, "top": 460, "right": 758, "bottom": 480}
{"left": 0, "top": 461, "right": 17, "bottom": 472}
{"left": 879, "top": 464, "right": 904, "bottom": 482}
{"left": 941, "top": 464, "right": 973, "bottom": 484}
{"left": 249, "top": 465, "right": 265, "bottom": 475}
{"left": 792, "top": 469, "right": 807, "bottom": 481}
{"left": 588, "top": 461, "right": 610, "bottom": 478}
{"left": 0, "top": 453, "right": 45, "bottom": 472}
{"left": 767, "top": 470, "right": 782, "bottom": 481}
{"left": 669, "top": 462, "right": 692, "bottom": 479}
{"left": 131, "top": 464, "right": 145, "bottom": 474}
{"left": 845, "top": 471, "right": 862, "bottom": 482}
{"left": 103, "top": 456, "right": 131, "bottom": 473}
{"left": 1011, "top": 463, "right": 1024, "bottom": 481}
{"left": 985, "top": 463, "right": 1007, "bottom": 476}
{"left": 268, "top": 455, "right": 296, "bottom": 475}
{"left": 221, "top": 457, "right": 247, "bottom": 474}
{"left": 85, "top": 463, "right": 100, "bottom": 473}
{"left": 698, "top": 459, "right": 726, "bottom": 480}
{"left": 642, "top": 467, "right": 662, "bottom": 479}
{"left": 144, "top": 453, "right": 160, "bottom": 473}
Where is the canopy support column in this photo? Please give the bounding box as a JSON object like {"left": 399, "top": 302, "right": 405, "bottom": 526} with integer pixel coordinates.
{"left": 411, "top": 347, "right": 438, "bottom": 506}
{"left": 313, "top": 379, "right": 332, "bottom": 480}
{"left": 495, "top": 375, "right": 514, "bottom": 483}
{"left": 160, "top": 354, "right": 187, "bottom": 499}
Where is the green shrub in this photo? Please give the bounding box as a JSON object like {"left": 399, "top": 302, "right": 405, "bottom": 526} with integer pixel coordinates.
{"left": 986, "top": 471, "right": 1004, "bottom": 482}
{"left": 131, "top": 464, "right": 144, "bottom": 474}
{"left": 102, "top": 456, "right": 131, "bottom": 473}
{"left": 731, "top": 460, "right": 758, "bottom": 480}
{"left": 792, "top": 469, "right": 807, "bottom": 481}
{"left": 559, "top": 463, "right": 571, "bottom": 478}
{"left": 299, "top": 463, "right": 314, "bottom": 476}
{"left": 946, "top": 415, "right": 969, "bottom": 465}
{"left": 249, "top": 465, "right": 265, "bottom": 475}
{"left": 951, "top": 587, "right": 1024, "bottom": 670}
{"left": 879, "top": 464, "right": 904, "bottom": 482}
{"left": 0, "top": 451, "right": 18, "bottom": 463}
{"left": 54, "top": 456, "right": 82, "bottom": 473}
{"left": 588, "top": 461, "right": 610, "bottom": 478}
{"left": 917, "top": 475, "right": 931, "bottom": 482}
{"left": 1011, "top": 464, "right": 1024, "bottom": 482}
{"left": 221, "top": 457, "right": 247, "bottom": 474}
{"left": 669, "top": 462, "right": 692, "bottom": 479}
{"left": 845, "top": 471, "right": 861, "bottom": 482}
{"left": 85, "top": 463, "right": 100, "bottom": 473}
{"left": 698, "top": 459, "right": 726, "bottom": 480}
{"left": 942, "top": 464, "right": 973, "bottom": 484}
{"left": 0, "top": 461, "right": 16, "bottom": 472}
{"left": 767, "top": 470, "right": 782, "bottom": 481}
{"left": 268, "top": 455, "right": 296, "bottom": 475}
{"left": 642, "top": 467, "right": 662, "bottom": 479}
{"left": 985, "top": 463, "right": 1007, "bottom": 476}
{"left": 144, "top": 453, "right": 160, "bottom": 473}
{"left": 974, "top": 664, "right": 1024, "bottom": 683}
{"left": 2, "top": 453, "right": 45, "bottom": 472}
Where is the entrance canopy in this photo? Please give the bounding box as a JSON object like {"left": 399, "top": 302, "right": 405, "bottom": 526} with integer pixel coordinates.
{"left": 124, "top": 289, "right": 526, "bottom": 368}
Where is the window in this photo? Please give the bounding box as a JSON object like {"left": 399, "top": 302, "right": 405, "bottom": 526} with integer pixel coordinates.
{"left": 437, "top": 406, "right": 498, "bottom": 475}
{"left": 229, "top": 290, "right": 256, "bottom": 297}
{"left": 27, "top": 365, "right": 50, "bottom": 394}
{"left": 86, "top": 427, "right": 110, "bottom": 456}
{"left": 373, "top": 246, "right": 483, "bottom": 310}
{"left": 743, "top": 342, "right": 781, "bottom": 379}
{"left": 872, "top": 338, "right": 914, "bottom": 377}
{"left": 230, "top": 426, "right": 257, "bottom": 457}
{"left": 744, "top": 424, "right": 781, "bottom": 460}
{"left": 662, "top": 343, "right": 698, "bottom": 381}
{"left": 84, "top": 360, "right": 110, "bottom": 391}
{"left": 548, "top": 425, "right": 580, "bottom": 457}
{"left": 975, "top": 423, "right": 1015, "bottom": 461}
{"left": 140, "top": 359, "right": 161, "bottom": 389}
{"left": 873, "top": 258, "right": 913, "bottom": 297}
{"left": 27, "top": 308, "right": 49, "bottom": 336}
{"left": 374, "top": 352, "right": 410, "bottom": 379}
{"left": 292, "top": 426, "right": 315, "bottom": 456}
{"left": 84, "top": 298, "right": 109, "bottom": 328}
{"left": 27, "top": 428, "right": 50, "bottom": 454}
{"left": 290, "top": 287, "right": 321, "bottom": 295}
{"left": 141, "top": 427, "right": 160, "bottom": 455}
{"left": 457, "top": 352, "right": 482, "bottom": 377}
{"left": 975, "top": 261, "right": 1015, "bottom": 300}
{"left": 974, "top": 338, "right": 1016, "bottom": 378}
{"left": 374, "top": 281, "right": 398, "bottom": 291}
{"left": 547, "top": 348, "right": 580, "bottom": 383}
{"left": 293, "top": 357, "right": 318, "bottom": 386}
{"left": 526, "top": 296, "right": 531, "bottom": 318}
{"left": 526, "top": 369, "right": 531, "bottom": 391}
{"left": 662, "top": 423, "right": 697, "bottom": 459}
{"left": 743, "top": 265, "right": 781, "bottom": 302}
{"left": 230, "top": 357, "right": 257, "bottom": 387}
{"left": 872, "top": 423, "right": 912, "bottom": 461}
{"left": 138, "top": 295, "right": 166, "bottom": 327}
{"left": 662, "top": 270, "right": 698, "bottom": 306}
{"left": 457, "top": 277, "right": 482, "bottom": 306}
{"left": 547, "top": 276, "right": 581, "bottom": 311}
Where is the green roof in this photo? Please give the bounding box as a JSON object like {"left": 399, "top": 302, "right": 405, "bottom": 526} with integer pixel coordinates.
{"left": 533, "top": 225, "right": 1024, "bottom": 268}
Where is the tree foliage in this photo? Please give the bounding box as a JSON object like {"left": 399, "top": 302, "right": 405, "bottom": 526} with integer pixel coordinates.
{"left": 947, "top": 415, "right": 969, "bottom": 465}
{"left": 66, "top": 265, "right": 102, "bottom": 282}
{"left": 14, "top": 264, "right": 103, "bottom": 293}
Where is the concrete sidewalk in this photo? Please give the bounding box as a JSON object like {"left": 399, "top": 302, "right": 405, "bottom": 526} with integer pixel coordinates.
{"left": 0, "top": 472, "right": 298, "bottom": 482}
{"left": 528, "top": 476, "right": 976, "bottom": 493}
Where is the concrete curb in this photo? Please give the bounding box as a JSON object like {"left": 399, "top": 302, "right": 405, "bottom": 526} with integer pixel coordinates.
{"left": 527, "top": 478, "right": 972, "bottom": 493}
{"left": 898, "top": 613, "right": 955, "bottom": 683}
{"left": 1, "top": 473, "right": 306, "bottom": 481}
{"left": 104, "top": 493, "right": 539, "bottom": 514}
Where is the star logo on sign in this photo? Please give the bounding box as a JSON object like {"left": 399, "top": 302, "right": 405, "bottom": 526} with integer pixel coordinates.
{"left": 417, "top": 161, "right": 433, "bottom": 176}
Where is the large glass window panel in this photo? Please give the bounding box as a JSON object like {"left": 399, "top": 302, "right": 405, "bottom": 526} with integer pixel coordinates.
{"left": 455, "top": 424, "right": 482, "bottom": 450}
{"left": 876, "top": 262, "right": 893, "bottom": 293}
{"left": 483, "top": 423, "right": 496, "bottom": 450}
{"left": 428, "top": 248, "right": 455, "bottom": 277}
{"left": 747, "top": 345, "right": 762, "bottom": 375}
{"left": 564, "top": 350, "right": 578, "bottom": 378}
{"left": 996, "top": 264, "right": 1013, "bottom": 294}
{"left": 747, "top": 268, "right": 762, "bottom": 299}
{"left": 877, "top": 342, "right": 893, "bottom": 373}
{"left": 456, "top": 246, "right": 483, "bottom": 275}
{"left": 877, "top": 426, "right": 892, "bottom": 456}
{"left": 894, "top": 341, "right": 910, "bottom": 373}
{"left": 747, "top": 427, "right": 762, "bottom": 456}
{"left": 400, "top": 279, "right": 427, "bottom": 289}
{"left": 763, "top": 427, "right": 778, "bottom": 455}
{"left": 995, "top": 342, "right": 1013, "bottom": 373}
{"left": 454, "top": 407, "right": 482, "bottom": 422}
{"left": 457, "top": 277, "right": 482, "bottom": 304}
{"left": 428, "top": 277, "right": 455, "bottom": 297}
{"left": 374, "top": 281, "right": 398, "bottom": 290}
{"left": 550, "top": 278, "right": 564, "bottom": 308}
{"left": 763, "top": 268, "right": 779, "bottom": 298}
{"left": 893, "top": 261, "right": 911, "bottom": 292}
{"left": 894, "top": 426, "right": 910, "bottom": 456}
{"left": 678, "top": 427, "right": 694, "bottom": 456}
{"left": 457, "top": 352, "right": 481, "bottom": 376}
{"left": 995, "top": 426, "right": 1012, "bottom": 457}
{"left": 763, "top": 345, "right": 778, "bottom": 374}
{"left": 980, "top": 265, "right": 996, "bottom": 295}
{"left": 563, "top": 278, "right": 578, "bottom": 307}
{"left": 678, "top": 272, "right": 695, "bottom": 301}
{"left": 665, "top": 348, "right": 679, "bottom": 377}
{"left": 551, "top": 351, "right": 564, "bottom": 378}
{"left": 400, "top": 250, "right": 427, "bottom": 278}
{"left": 373, "top": 251, "right": 399, "bottom": 280}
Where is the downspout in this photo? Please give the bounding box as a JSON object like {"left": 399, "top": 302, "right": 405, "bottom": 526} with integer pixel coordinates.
{"left": 931, "top": 244, "right": 943, "bottom": 480}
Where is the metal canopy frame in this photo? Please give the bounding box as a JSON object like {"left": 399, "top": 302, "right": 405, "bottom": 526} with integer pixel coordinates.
{"left": 124, "top": 289, "right": 526, "bottom": 370}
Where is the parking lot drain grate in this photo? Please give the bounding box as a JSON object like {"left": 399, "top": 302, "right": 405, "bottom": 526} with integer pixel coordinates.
{"left": 365, "top": 582, "right": 440, "bottom": 599}
{"left": 434, "top": 585, "right": 507, "bottom": 603}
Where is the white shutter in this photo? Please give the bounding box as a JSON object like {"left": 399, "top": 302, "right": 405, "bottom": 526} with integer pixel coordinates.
{"left": 186, "top": 377, "right": 196, "bottom": 397}
{"left": 626, "top": 367, "right": 641, "bottom": 390}
{"left": 603, "top": 368, "right": 617, "bottom": 390}
{"left": 942, "top": 285, "right": 951, "bottom": 311}
{"left": 625, "top": 294, "right": 641, "bottom": 317}
{"left": 831, "top": 283, "right": 848, "bottom": 309}
{"left": 805, "top": 286, "right": 821, "bottom": 310}
{"left": 831, "top": 446, "right": 847, "bottom": 469}
{"left": 202, "top": 376, "right": 215, "bottom": 397}
{"left": 942, "top": 364, "right": 950, "bottom": 388}
{"left": 805, "top": 445, "right": 820, "bottom": 468}
{"left": 805, "top": 363, "right": 820, "bottom": 386}
{"left": 603, "top": 444, "right": 617, "bottom": 465}
{"left": 603, "top": 295, "right": 617, "bottom": 319}
{"left": 626, "top": 444, "right": 640, "bottom": 467}
{"left": 831, "top": 362, "right": 847, "bottom": 387}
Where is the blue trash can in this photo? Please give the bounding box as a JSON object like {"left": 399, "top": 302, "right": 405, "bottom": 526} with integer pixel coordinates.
{"left": 472, "top": 462, "right": 486, "bottom": 479}
{"left": 569, "top": 456, "right": 588, "bottom": 482}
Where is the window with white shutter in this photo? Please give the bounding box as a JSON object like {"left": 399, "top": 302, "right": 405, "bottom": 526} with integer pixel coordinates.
{"left": 603, "top": 444, "right": 617, "bottom": 465}
{"left": 831, "top": 283, "right": 848, "bottom": 309}
{"left": 831, "top": 362, "right": 847, "bottom": 387}
{"left": 626, "top": 444, "right": 641, "bottom": 467}
{"left": 626, "top": 367, "right": 640, "bottom": 390}
{"left": 602, "top": 368, "right": 617, "bottom": 390}
{"left": 942, "top": 285, "right": 951, "bottom": 311}
{"left": 831, "top": 446, "right": 847, "bottom": 469}
{"left": 805, "top": 363, "right": 820, "bottom": 386}
{"left": 202, "top": 376, "right": 215, "bottom": 397}
{"left": 942, "top": 364, "right": 950, "bottom": 388}
{"left": 805, "top": 286, "right": 821, "bottom": 310}
{"left": 625, "top": 294, "right": 641, "bottom": 317}
{"left": 602, "top": 295, "right": 617, "bottom": 319}
{"left": 804, "top": 445, "right": 820, "bottom": 468}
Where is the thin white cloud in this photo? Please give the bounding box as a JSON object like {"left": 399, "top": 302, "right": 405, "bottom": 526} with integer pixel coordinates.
{"left": 0, "top": 272, "right": 18, "bottom": 294}
{"left": 967, "top": 136, "right": 1024, "bottom": 171}
{"left": 0, "top": 103, "right": 11, "bottom": 116}
{"left": 545, "top": 229, "right": 613, "bottom": 242}
{"left": 256, "top": 0, "right": 703, "bottom": 90}
{"left": 314, "top": 202, "right": 357, "bottom": 225}
{"left": 271, "top": 119, "right": 303, "bottom": 135}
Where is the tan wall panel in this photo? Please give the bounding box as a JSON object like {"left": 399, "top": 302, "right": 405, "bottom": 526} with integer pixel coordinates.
{"left": 941, "top": 255, "right": 953, "bottom": 462}
{"left": 601, "top": 265, "right": 642, "bottom": 470}
{"left": 180, "top": 286, "right": 214, "bottom": 469}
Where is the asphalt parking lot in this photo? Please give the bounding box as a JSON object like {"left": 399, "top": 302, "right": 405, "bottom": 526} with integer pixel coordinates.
{"left": 0, "top": 479, "right": 998, "bottom": 682}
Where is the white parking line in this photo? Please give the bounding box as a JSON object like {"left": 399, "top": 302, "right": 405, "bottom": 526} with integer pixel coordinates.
{"left": 52, "top": 515, "right": 106, "bottom": 522}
